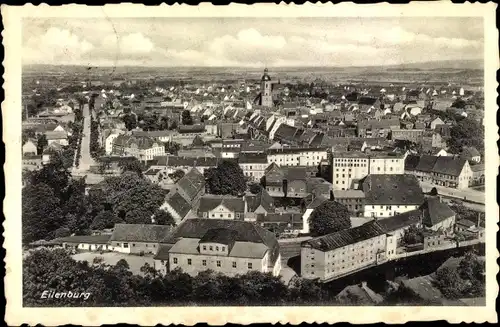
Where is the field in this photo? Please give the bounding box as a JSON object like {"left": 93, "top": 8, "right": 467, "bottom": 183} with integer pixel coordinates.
{"left": 72, "top": 252, "right": 156, "bottom": 275}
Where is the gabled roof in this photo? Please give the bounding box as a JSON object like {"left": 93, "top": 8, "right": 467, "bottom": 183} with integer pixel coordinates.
{"left": 198, "top": 195, "right": 245, "bottom": 213}
{"left": 176, "top": 168, "right": 205, "bottom": 202}
{"left": 110, "top": 224, "right": 173, "bottom": 242}
{"left": 245, "top": 189, "right": 274, "bottom": 213}
{"left": 377, "top": 209, "right": 422, "bottom": 233}
{"left": 420, "top": 197, "right": 455, "bottom": 227}
{"left": 432, "top": 156, "right": 467, "bottom": 177}
{"left": 166, "top": 192, "right": 192, "bottom": 219}
{"left": 162, "top": 218, "right": 278, "bottom": 250}
{"left": 361, "top": 174, "right": 424, "bottom": 205}
{"left": 302, "top": 220, "right": 386, "bottom": 251}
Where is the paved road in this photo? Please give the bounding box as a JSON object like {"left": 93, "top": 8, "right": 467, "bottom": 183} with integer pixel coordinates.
{"left": 420, "top": 182, "right": 485, "bottom": 204}
{"left": 74, "top": 103, "right": 96, "bottom": 173}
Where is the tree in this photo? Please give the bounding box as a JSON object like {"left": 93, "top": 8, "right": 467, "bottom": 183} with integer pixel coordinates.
{"left": 434, "top": 266, "right": 466, "bottom": 299}
{"left": 118, "top": 157, "right": 144, "bottom": 176}
{"left": 122, "top": 114, "right": 137, "bottom": 130}
{"left": 248, "top": 182, "right": 262, "bottom": 194}
{"left": 164, "top": 142, "right": 181, "bottom": 154}
{"left": 91, "top": 210, "right": 122, "bottom": 230}
{"left": 169, "top": 169, "right": 185, "bottom": 183}
{"left": 204, "top": 160, "right": 246, "bottom": 196}
{"left": 447, "top": 118, "right": 484, "bottom": 155}
{"left": 153, "top": 209, "right": 176, "bottom": 226}
{"left": 54, "top": 227, "right": 71, "bottom": 238}
{"left": 451, "top": 98, "right": 467, "bottom": 109}
{"left": 181, "top": 110, "right": 193, "bottom": 125}
{"left": 36, "top": 134, "right": 48, "bottom": 155}
{"left": 102, "top": 172, "right": 167, "bottom": 224}
{"left": 429, "top": 187, "right": 438, "bottom": 196}
{"left": 308, "top": 200, "right": 351, "bottom": 236}
{"left": 402, "top": 225, "right": 424, "bottom": 245}
{"left": 22, "top": 183, "right": 64, "bottom": 243}
{"left": 22, "top": 128, "right": 35, "bottom": 145}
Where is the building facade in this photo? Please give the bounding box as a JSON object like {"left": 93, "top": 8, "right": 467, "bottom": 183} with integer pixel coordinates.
{"left": 301, "top": 221, "right": 397, "bottom": 282}
{"left": 331, "top": 152, "right": 405, "bottom": 190}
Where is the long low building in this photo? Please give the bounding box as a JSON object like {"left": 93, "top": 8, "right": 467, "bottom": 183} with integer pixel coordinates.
{"left": 301, "top": 220, "right": 397, "bottom": 282}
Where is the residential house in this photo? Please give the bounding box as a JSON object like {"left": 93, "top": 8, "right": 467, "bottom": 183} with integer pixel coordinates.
{"left": 197, "top": 195, "right": 246, "bottom": 220}
{"left": 267, "top": 147, "right": 329, "bottom": 167}
{"left": 58, "top": 235, "right": 113, "bottom": 252}
{"left": 243, "top": 189, "right": 276, "bottom": 221}
{"left": 432, "top": 125, "right": 451, "bottom": 149}
{"left": 109, "top": 224, "right": 174, "bottom": 254}
{"left": 239, "top": 153, "right": 269, "bottom": 182}
{"left": 430, "top": 117, "right": 445, "bottom": 130}
{"left": 405, "top": 155, "right": 472, "bottom": 189}
{"left": 22, "top": 139, "right": 37, "bottom": 155}
{"left": 175, "top": 168, "right": 206, "bottom": 204}
{"left": 332, "top": 190, "right": 365, "bottom": 216}
{"left": 420, "top": 197, "right": 456, "bottom": 233}
{"left": 160, "top": 192, "right": 194, "bottom": 224}
{"left": 470, "top": 164, "right": 484, "bottom": 185}
{"left": 154, "top": 218, "right": 281, "bottom": 277}
{"left": 390, "top": 127, "right": 425, "bottom": 143}
{"left": 361, "top": 174, "right": 425, "bottom": 218}
{"left": 357, "top": 118, "right": 400, "bottom": 138}
{"left": 301, "top": 220, "right": 397, "bottom": 282}
{"left": 45, "top": 131, "right": 69, "bottom": 146}
{"left": 263, "top": 164, "right": 309, "bottom": 198}
{"left": 331, "top": 151, "right": 405, "bottom": 190}
{"left": 460, "top": 146, "right": 481, "bottom": 163}
{"left": 112, "top": 134, "right": 165, "bottom": 161}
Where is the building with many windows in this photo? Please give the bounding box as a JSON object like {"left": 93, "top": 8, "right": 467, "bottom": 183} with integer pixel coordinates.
{"left": 300, "top": 220, "right": 397, "bottom": 282}
{"left": 331, "top": 151, "right": 405, "bottom": 190}
{"left": 267, "top": 147, "right": 328, "bottom": 167}
{"left": 361, "top": 174, "right": 425, "bottom": 218}
{"left": 154, "top": 219, "right": 281, "bottom": 277}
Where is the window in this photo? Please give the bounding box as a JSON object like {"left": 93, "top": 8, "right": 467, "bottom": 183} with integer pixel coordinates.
{"left": 222, "top": 246, "right": 225, "bottom": 251}
{"left": 210, "top": 246, "right": 213, "bottom": 251}
{"left": 132, "top": 244, "right": 136, "bottom": 247}
{"left": 123, "top": 243, "right": 129, "bottom": 248}
{"left": 232, "top": 261, "right": 237, "bottom": 268}
{"left": 220, "top": 214, "right": 223, "bottom": 218}
{"left": 203, "top": 246, "right": 206, "bottom": 251}
{"left": 116, "top": 243, "right": 121, "bottom": 247}
{"left": 248, "top": 262, "right": 253, "bottom": 269}
{"left": 217, "top": 260, "right": 221, "bottom": 267}
{"left": 187, "top": 259, "right": 192, "bottom": 265}
{"left": 202, "top": 260, "right": 207, "bottom": 266}
{"left": 216, "top": 246, "right": 219, "bottom": 251}
{"left": 173, "top": 257, "right": 178, "bottom": 264}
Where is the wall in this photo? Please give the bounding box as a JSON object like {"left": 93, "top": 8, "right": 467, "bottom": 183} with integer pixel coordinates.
{"left": 169, "top": 252, "right": 268, "bottom": 277}
{"left": 300, "top": 246, "right": 326, "bottom": 280}
{"left": 109, "top": 240, "right": 159, "bottom": 254}
{"left": 364, "top": 204, "right": 419, "bottom": 218}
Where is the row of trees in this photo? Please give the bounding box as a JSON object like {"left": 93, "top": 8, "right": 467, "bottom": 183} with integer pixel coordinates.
{"left": 24, "top": 248, "right": 341, "bottom": 306}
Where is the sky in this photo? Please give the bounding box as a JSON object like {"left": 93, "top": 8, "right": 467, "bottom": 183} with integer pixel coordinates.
{"left": 22, "top": 17, "right": 484, "bottom": 67}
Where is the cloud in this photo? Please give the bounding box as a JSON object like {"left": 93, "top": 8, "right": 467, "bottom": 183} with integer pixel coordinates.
{"left": 24, "top": 27, "right": 94, "bottom": 64}
{"left": 22, "top": 19, "right": 483, "bottom": 67}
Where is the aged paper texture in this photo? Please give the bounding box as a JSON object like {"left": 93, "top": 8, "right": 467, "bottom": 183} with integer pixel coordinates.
{"left": 2, "top": 2, "right": 498, "bottom": 325}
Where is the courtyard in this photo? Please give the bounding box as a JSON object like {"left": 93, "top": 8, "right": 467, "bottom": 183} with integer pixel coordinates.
{"left": 72, "top": 251, "right": 156, "bottom": 276}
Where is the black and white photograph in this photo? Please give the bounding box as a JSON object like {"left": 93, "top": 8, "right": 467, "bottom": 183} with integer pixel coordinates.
{"left": 3, "top": 2, "right": 498, "bottom": 325}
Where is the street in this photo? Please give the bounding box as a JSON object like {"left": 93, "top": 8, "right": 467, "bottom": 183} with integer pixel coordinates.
{"left": 420, "top": 182, "right": 485, "bottom": 204}
{"left": 74, "top": 103, "right": 96, "bottom": 173}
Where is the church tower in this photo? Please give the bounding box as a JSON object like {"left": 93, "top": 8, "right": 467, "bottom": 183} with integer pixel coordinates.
{"left": 260, "top": 68, "right": 273, "bottom": 107}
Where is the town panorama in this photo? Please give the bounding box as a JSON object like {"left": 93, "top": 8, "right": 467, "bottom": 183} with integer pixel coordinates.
{"left": 21, "top": 17, "right": 486, "bottom": 307}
